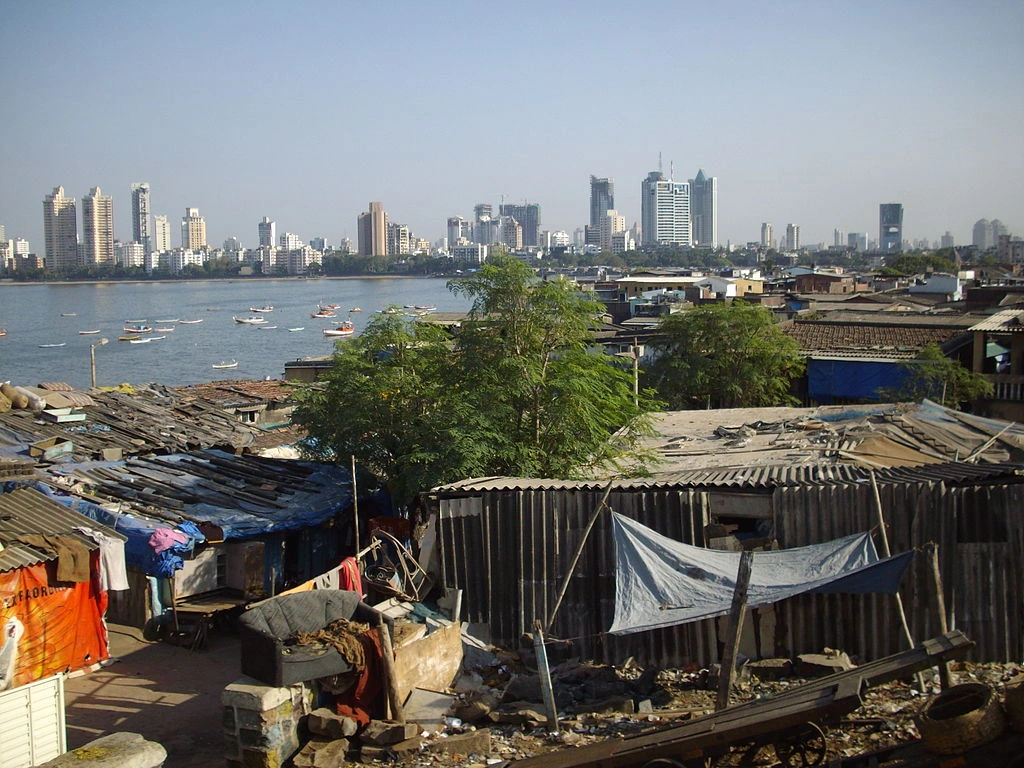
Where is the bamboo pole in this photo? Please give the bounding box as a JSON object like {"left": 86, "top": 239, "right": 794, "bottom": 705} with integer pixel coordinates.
{"left": 377, "top": 623, "right": 405, "bottom": 723}
{"left": 716, "top": 550, "right": 753, "bottom": 712}
{"left": 533, "top": 620, "right": 560, "bottom": 733}
{"left": 351, "top": 455, "right": 360, "bottom": 554}
{"left": 924, "top": 542, "right": 952, "bottom": 688}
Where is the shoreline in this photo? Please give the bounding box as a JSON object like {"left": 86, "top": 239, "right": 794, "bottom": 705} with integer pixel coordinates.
{"left": 0, "top": 274, "right": 445, "bottom": 288}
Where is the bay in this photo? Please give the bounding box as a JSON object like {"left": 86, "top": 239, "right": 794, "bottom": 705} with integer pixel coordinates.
{"left": 0, "top": 277, "right": 471, "bottom": 390}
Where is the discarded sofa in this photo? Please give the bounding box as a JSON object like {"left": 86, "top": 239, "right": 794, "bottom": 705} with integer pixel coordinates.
{"left": 238, "top": 589, "right": 388, "bottom": 687}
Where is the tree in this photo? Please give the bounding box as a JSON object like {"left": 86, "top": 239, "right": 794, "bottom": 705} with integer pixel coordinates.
{"left": 880, "top": 343, "right": 993, "bottom": 408}
{"left": 292, "top": 256, "right": 658, "bottom": 511}
{"left": 643, "top": 301, "right": 805, "bottom": 409}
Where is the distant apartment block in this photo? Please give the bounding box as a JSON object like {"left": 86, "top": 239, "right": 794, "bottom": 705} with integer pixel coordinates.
{"left": 130, "top": 182, "right": 151, "bottom": 253}
{"left": 689, "top": 169, "right": 718, "bottom": 247}
{"left": 154, "top": 215, "right": 171, "bottom": 252}
{"left": 43, "top": 186, "right": 78, "bottom": 270}
{"left": 499, "top": 203, "right": 541, "bottom": 247}
{"left": 641, "top": 171, "right": 691, "bottom": 247}
{"left": 82, "top": 187, "right": 114, "bottom": 265}
{"left": 181, "top": 207, "right": 207, "bottom": 250}
{"left": 879, "top": 203, "right": 903, "bottom": 253}
{"left": 785, "top": 223, "right": 800, "bottom": 251}
{"left": 587, "top": 176, "right": 614, "bottom": 246}
{"left": 357, "top": 202, "right": 387, "bottom": 256}
{"left": 258, "top": 216, "right": 276, "bottom": 248}
{"left": 761, "top": 222, "right": 773, "bottom": 249}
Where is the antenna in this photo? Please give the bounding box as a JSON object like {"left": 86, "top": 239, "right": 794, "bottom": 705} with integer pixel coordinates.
{"left": 658, "top": 152, "right": 663, "bottom": 173}
{"left": 670, "top": 160, "right": 674, "bottom": 181}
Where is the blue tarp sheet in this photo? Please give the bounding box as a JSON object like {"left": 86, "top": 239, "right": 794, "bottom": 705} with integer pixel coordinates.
{"left": 609, "top": 512, "right": 914, "bottom": 636}
{"left": 807, "top": 358, "right": 909, "bottom": 404}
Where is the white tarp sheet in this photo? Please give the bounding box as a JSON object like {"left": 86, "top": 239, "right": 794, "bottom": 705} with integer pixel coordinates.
{"left": 609, "top": 512, "right": 914, "bottom": 635}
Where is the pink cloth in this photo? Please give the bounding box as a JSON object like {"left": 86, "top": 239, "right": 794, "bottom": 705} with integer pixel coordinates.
{"left": 149, "top": 527, "right": 189, "bottom": 553}
{"left": 339, "top": 557, "right": 363, "bottom": 596}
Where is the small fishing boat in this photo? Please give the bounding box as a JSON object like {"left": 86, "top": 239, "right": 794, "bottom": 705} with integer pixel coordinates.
{"left": 60, "top": 313, "right": 77, "bottom": 317}
{"left": 78, "top": 329, "right": 102, "bottom": 335}
{"left": 117, "top": 336, "right": 137, "bottom": 341}
{"left": 154, "top": 327, "right": 176, "bottom": 333}
{"left": 0, "top": 329, "right": 6, "bottom": 337}
{"left": 129, "top": 337, "right": 153, "bottom": 344}
{"left": 323, "top": 321, "right": 355, "bottom": 337}
{"left": 123, "top": 324, "right": 152, "bottom": 333}
{"left": 179, "top": 319, "right": 204, "bottom": 324}
{"left": 249, "top": 305, "right": 274, "bottom": 313}
{"left": 39, "top": 342, "right": 66, "bottom": 348}
{"left": 415, "top": 305, "right": 437, "bottom": 312}
{"left": 257, "top": 325, "right": 278, "bottom": 330}
{"left": 212, "top": 360, "right": 238, "bottom": 369}
{"left": 287, "top": 327, "right": 305, "bottom": 332}
{"left": 155, "top": 318, "right": 180, "bottom": 323}
{"left": 349, "top": 307, "right": 362, "bottom": 312}
{"left": 233, "top": 316, "right": 269, "bottom": 325}
{"left": 311, "top": 310, "right": 336, "bottom": 318}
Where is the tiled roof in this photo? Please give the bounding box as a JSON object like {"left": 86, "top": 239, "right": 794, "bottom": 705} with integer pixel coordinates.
{"left": 175, "top": 378, "right": 294, "bottom": 405}
{"left": 783, "top": 320, "right": 966, "bottom": 354}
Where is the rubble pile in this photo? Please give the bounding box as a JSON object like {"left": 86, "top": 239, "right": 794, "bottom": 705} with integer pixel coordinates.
{"left": 343, "top": 652, "right": 1022, "bottom": 768}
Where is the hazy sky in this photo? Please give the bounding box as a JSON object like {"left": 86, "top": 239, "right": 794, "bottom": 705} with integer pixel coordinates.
{"left": 3, "top": 1, "right": 1022, "bottom": 252}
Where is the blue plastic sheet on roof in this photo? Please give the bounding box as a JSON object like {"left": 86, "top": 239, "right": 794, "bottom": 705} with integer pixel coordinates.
{"left": 807, "top": 358, "right": 910, "bottom": 404}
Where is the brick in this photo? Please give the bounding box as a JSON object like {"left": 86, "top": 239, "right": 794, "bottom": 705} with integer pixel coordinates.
{"left": 308, "top": 707, "right": 359, "bottom": 739}
{"left": 428, "top": 729, "right": 492, "bottom": 756}
{"left": 223, "top": 678, "right": 295, "bottom": 711}
{"left": 360, "top": 720, "right": 419, "bottom": 746}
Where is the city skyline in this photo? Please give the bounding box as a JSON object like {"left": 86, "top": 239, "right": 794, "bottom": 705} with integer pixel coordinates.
{"left": 2, "top": 2, "right": 1022, "bottom": 253}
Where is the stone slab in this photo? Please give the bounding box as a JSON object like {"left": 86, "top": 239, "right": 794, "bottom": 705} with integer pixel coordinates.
{"left": 38, "top": 732, "right": 167, "bottom": 768}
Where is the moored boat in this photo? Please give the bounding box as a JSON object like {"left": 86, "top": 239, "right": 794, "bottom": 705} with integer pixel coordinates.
{"left": 257, "top": 325, "right": 278, "bottom": 330}
{"left": 323, "top": 321, "right": 355, "bottom": 337}
{"left": 287, "top": 327, "right": 305, "bottom": 332}
{"left": 249, "top": 305, "right": 274, "bottom": 313}
{"left": 79, "top": 329, "right": 102, "bottom": 335}
{"left": 38, "top": 342, "right": 66, "bottom": 348}
{"left": 212, "top": 360, "right": 238, "bottom": 369}
{"left": 233, "top": 316, "right": 269, "bottom": 325}
{"left": 179, "top": 319, "right": 204, "bottom": 324}
{"left": 311, "top": 310, "right": 336, "bottom": 318}
{"left": 123, "top": 324, "right": 152, "bottom": 333}
{"left": 154, "top": 327, "right": 176, "bottom": 333}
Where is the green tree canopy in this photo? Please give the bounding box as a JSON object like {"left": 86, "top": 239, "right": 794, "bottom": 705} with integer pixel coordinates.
{"left": 643, "top": 301, "right": 805, "bottom": 409}
{"left": 292, "top": 256, "right": 659, "bottom": 510}
{"left": 880, "top": 343, "right": 993, "bottom": 408}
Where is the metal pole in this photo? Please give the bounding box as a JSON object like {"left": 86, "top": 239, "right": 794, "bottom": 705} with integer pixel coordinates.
{"left": 90, "top": 343, "right": 97, "bottom": 388}
{"left": 351, "top": 454, "right": 360, "bottom": 554}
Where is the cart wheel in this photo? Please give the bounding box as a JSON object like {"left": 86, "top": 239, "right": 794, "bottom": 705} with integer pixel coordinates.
{"left": 772, "top": 722, "right": 827, "bottom": 767}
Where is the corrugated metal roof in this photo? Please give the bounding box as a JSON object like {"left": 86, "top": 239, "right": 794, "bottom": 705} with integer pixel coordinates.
{"left": 968, "top": 309, "right": 1024, "bottom": 333}
{"left": 0, "top": 487, "right": 125, "bottom": 572}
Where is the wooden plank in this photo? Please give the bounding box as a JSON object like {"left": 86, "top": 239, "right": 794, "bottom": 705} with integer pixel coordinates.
{"left": 716, "top": 550, "right": 753, "bottom": 711}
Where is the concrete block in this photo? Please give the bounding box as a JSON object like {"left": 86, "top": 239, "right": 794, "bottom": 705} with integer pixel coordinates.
{"left": 427, "top": 729, "right": 492, "bottom": 756}
{"left": 579, "top": 695, "right": 635, "bottom": 715}
{"left": 747, "top": 657, "right": 794, "bottom": 680}
{"left": 223, "top": 677, "right": 294, "bottom": 711}
{"left": 308, "top": 707, "right": 359, "bottom": 738}
{"left": 293, "top": 738, "right": 350, "bottom": 768}
{"left": 361, "top": 720, "right": 420, "bottom": 746}
{"left": 360, "top": 735, "right": 423, "bottom": 760}
{"left": 38, "top": 732, "right": 167, "bottom": 768}
{"left": 795, "top": 651, "right": 854, "bottom": 677}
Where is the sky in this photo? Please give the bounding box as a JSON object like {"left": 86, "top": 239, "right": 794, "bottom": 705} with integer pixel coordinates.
{"left": 2, "top": 0, "right": 1023, "bottom": 253}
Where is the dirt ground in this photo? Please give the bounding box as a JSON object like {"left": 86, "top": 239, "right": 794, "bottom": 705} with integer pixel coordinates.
{"left": 63, "top": 622, "right": 242, "bottom": 768}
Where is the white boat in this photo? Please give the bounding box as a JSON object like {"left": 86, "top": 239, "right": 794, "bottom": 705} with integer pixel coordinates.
{"left": 287, "top": 327, "right": 305, "bottom": 332}
{"left": 233, "top": 316, "right": 269, "bottom": 325}
{"left": 156, "top": 318, "right": 180, "bottom": 323}
{"left": 249, "top": 305, "right": 274, "bottom": 313}
{"left": 349, "top": 307, "right": 362, "bottom": 312}
{"left": 311, "top": 310, "right": 336, "bottom": 318}
{"left": 123, "top": 324, "right": 152, "bottom": 333}
{"left": 179, "top": 319, "right": 204, "bottom": 324}
{"left": 79, "top": 329, "right": 102, "bottom": 335}
{"left": 212, "top": 360, "right": 238, "bottom": 369}
{"left": 154, "top": 327, "right": 176, "bottom": 333}
{"left": 323, "top": 321, "right": 355, "bottom": 337}
{"left": 39, "top": 342, "right": 66, "bottom": 348}
{"left": 129, "top": 337, "right": 152, "bottom": 344}
{"left": 60, "top": 313, "right": 77, "bottom": 317}
{"left": 257, "top": 325, "right": 278, "bottom": 330}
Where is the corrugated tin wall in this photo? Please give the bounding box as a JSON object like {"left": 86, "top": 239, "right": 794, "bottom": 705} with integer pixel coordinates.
{"left": 437, "top": 478, "right": 1024, "bottom": 666}
{"left": 773, "top": 480, "right": 1024, "bottom": 662}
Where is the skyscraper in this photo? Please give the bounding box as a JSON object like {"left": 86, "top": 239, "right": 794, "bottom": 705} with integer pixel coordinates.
{"left": 447, "top": 216, "right": 470, "bottom": 245}
{"left": 82, "top": 187, "right": 114, "bottom": 265}
{"left": 641, "top": 171, "right": 690, "bottom": 247}
{"left": 599, "top": 209, "right": 625, "bottom": 252}
{"left": 258, "top": 216, "right": 276, "bottom": 248}
{"left": 498, "top": 203, "right": 541, "bottom": 247}
{"left": 688, "top": 169, "right": 718, "bottom": 247}
{"left": 785, "top": 224, "right": 800, "bottom": 251}
{"left": 473, "top": 203, "right": 492, "bottom": 222}
{"left": 130, "top": 183, "right": 151, "bottom": 253}
{"left": 879, "top": 203, "right": 903, "bottom": 253}
{"left": 154, "top": 215, "right": 171, "bottom": 252}
{"left": 43, "top": 186, "right": 78, "bottom": 270}
{"left": 181, "top": 207, "right": 207, "bottom": 250}
{"left": 588, "top": 176, "right": 614, "bottom": 246}
{"left": 357, "top": 202, "right": 387, "bottom": 256}
{"left": 761, "top": 222, "right": 773, "bottom": 249}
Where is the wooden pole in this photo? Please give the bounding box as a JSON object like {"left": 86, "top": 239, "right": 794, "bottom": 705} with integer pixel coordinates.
{"left": 715, "top": 550, "right": 753, "bottom": 711}
{"left": 351, "top": 455, "right": 360, "bottom": 554}
{"left": 869, "top": 470, "right": 925, "bottom": 689}
{"left": 377, "top": 623, "right": 405, "bottom": 723}
{"left": 533, "top": 620, "right": 560, "bottom": 733}
{"left": 924, "top": 542, "right": 952, "bottom": 688}
{"left": 546, "top": 480, "right": 614, "bottom": 633}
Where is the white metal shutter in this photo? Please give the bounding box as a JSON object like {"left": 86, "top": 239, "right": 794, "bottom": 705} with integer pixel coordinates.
{"left": 0, "top": 674, "right": 66, "bottom": 768}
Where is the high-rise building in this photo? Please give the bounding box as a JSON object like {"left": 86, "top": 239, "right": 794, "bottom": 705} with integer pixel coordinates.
{"left": 588, "top": 176, "right": 614, "bottom": 246}
{"left": 848, "top": 232, "right": 867, "bottom": 252}
{"left": 499, "top": 216, "right": 523, "bottom": 250}
{"left": 688, "top": 169, "right": 718, "bottom": 247}
{"left": 473, "top": 203, "right": 492, "bottom": 222}
{"left": 761, "top": 222, "right": 773, "bottom": 249}
{"left": 941, "top": 231, "right": 955, "bottom": 249}
{"left": 834, "top": 229, "right": 845, "bottom": 247}
{"left": 879, "top": 203, "right": 903, "bottom": 253}
{"left": 82, "top": 187, "right": 114, "bottom": 265}
{"left": 991, "top": 219, "right": 1008, "bottom": 241}
{"left": 785, "top": 223, "right": 800, "bottom": 251}
{"left": 641, "top": 171, "right": 690, "bottom": 247}
{"left": 43, "top": 186, "right": 79, "bottom": 270}
{"left": 279, "top": 232, "right": 302, "bottom": 250}
{"left": 498, "top": 203, "right": 541, "bottom": 247}
{"left": 599, "top": 209, "right": 625, "bottom": 252}
{"left": 972, "top": 219, "right": 992, "bottom": 249}
{"left": 387, "top": 222, "right": 411, "bottom": 255}
{"left": 181, "top": 207, "right": 207, "bottom": 250}
{"left": 258, "top": 217, "right": 276, "bottom": 248}
{"left": 447, "top": 216, "right": 471, "bottom": 245}
{"left": 154, "top": 215, "right": 171, "bottom": 252}
{"left": 130, "top": 183, "right": 151, "bottom": 253}
{"left": 357, "top": 202, "right": 387, "bottom": 256}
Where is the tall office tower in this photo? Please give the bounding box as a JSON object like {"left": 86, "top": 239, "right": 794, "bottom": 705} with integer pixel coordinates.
{"left": 181, "top": 207, "right": 207, "bottom": 250}
{"left": 834, "top": 229, "right": 845, "bottom": 247}
{"left": 879, "top": 203, "right": 903, "bottom": 253}
{"left": 43, "top": 186, "right": 79, "bottom": 270}
{"left": 447, "top": 216, "right": 471, "bottom": 245}
{"left": 0, "top": 224, "right": 5, "bottom": 242}
{"left": 785, "top": 224, "right": 800, "bottom": 251}
{"left": 641, "top": 171, "right": 691, "bottom": 247}
{"left": 357, "top": 202, "right": 387, "bottom": 256}
{"left": 154, "top": 215, "right": 171, "bottom": 252}
{"left": 130, "top": 183, "right": 151, "bottom": 253}
{"left": 761, "top": 222, "right": 773, "bottom": 249}
{"left": 991, "top": 219, "right": 1008, "bottom": 241}
{"left": 588, "top": 176, "right": 614, "bottom": 246}
{"left": 473, "top": 203, "right": 492, "bottom": 222}
{"left": 82, "top": 187, "right": 114, "bottom": 265}
{"left": 498, "top": 203, "right": 541, "bottom": 247}
{"left": 599, "top": 209, "right": 625, "bottom": 252}
{"left": 258, "top": 216, "right": 276, "bottom": 248}
{"left": 688, "top": 169, "right": 718, "bottom": 247}
{"left": 941, "top": 231, "right": 955, "bottom": 249}
{"left": 972, "top": 219, "right": 992, "bottom": 249}
{"left": 474, "top": 217, "right": 498, "bottom": 245}
{"left": 848, "top": 232, "right": 866, "bottom": 252}
{"left": 224, "top": 236, "right": 243, "bottom": 252}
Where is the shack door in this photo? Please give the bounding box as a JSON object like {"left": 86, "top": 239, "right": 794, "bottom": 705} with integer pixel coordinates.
{"left": 0, "top": 673, "right": 67, "bottom": 768}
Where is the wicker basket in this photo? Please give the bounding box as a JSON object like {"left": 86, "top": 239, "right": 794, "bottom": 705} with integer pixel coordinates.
{"left": 1005, "top": 678, "right": 1024, "bottom": 733}
{"left": 917, "top": 682, "right": 1007, "bottom": 755}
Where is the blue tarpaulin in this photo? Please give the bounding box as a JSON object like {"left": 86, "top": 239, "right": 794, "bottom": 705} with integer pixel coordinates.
{"left": 609, "top": 512, "right": 914, "bottom": 636}
{"left": 807, "top": 358, "right": 910, "bottom": 404}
